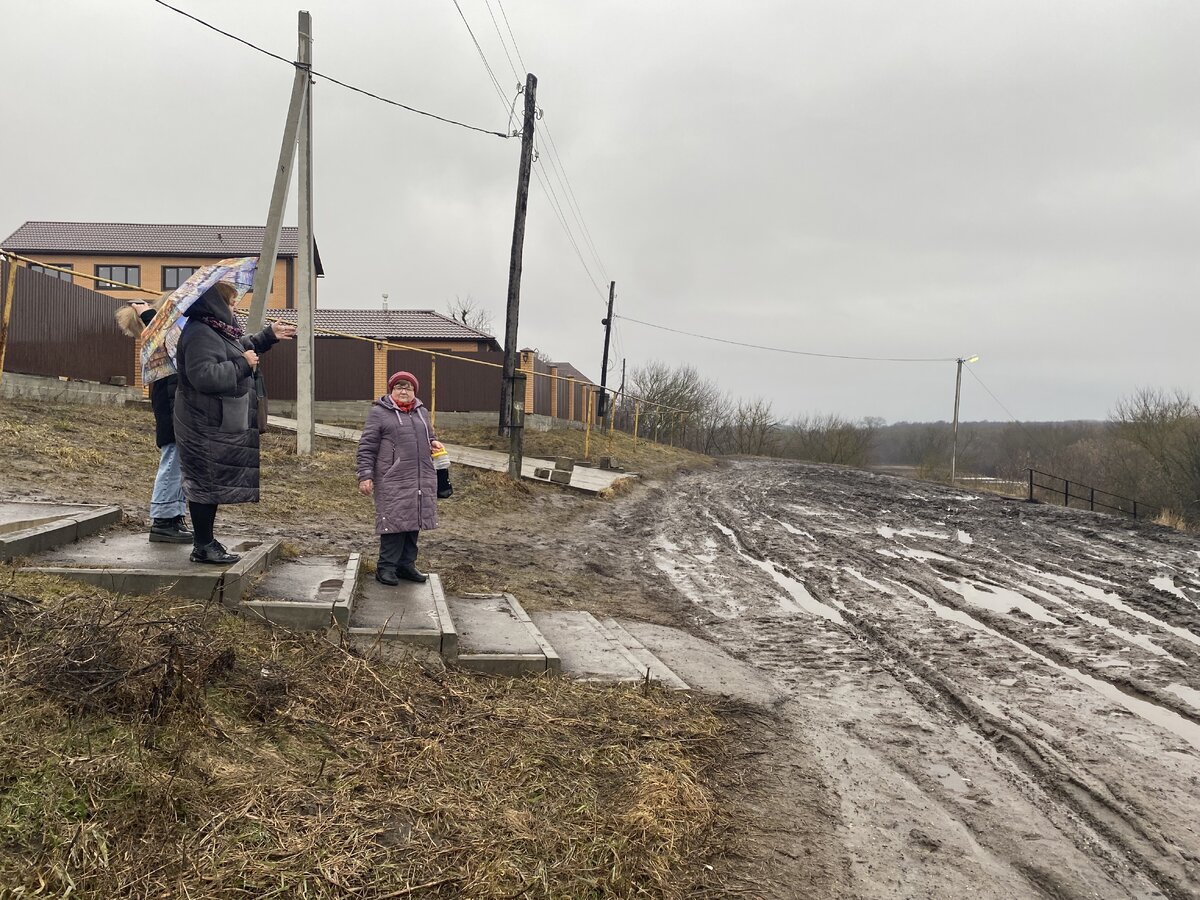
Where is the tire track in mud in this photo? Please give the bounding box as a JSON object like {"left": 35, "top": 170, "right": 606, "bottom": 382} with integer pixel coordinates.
{"left": 707, "top": 504, "right": 1197, "bottom": 897}
{"left": 654, "top": 461, "right": 1200, "bottom": 898}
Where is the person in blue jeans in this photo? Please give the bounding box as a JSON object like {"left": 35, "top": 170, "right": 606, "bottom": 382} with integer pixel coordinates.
{"left": 121, "top": 297, "right": 193, "bottom": 543}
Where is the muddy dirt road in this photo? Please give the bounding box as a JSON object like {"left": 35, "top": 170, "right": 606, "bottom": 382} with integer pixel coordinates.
{"left": 612, "top": 460, "right": 1200, "bottom": 899}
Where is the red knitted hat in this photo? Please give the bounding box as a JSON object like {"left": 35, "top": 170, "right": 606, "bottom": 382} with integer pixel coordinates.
{"left": 387, "top": 371, "right": 419, "bottom": 394}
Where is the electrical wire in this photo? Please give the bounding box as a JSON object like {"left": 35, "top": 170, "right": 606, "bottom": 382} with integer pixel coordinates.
{"left": 615, "top": 313, "right": 959, "bottom": 363}
{"left": 540, "top": 116, "right": 610, "bottom": 285}
{"left": 532, "top": 161, "right": 607, "bottom": 300}
{"left": 495, "top": 0, "right": 528, "bottom": 74}
{"left": 482, "top": 0, "right": 521, "bottom": 84}
{"left": 449, "top": 0, "right": 510, "bottom": 106}
{"left": 150, "top": 0, "right": 509, "bottom": 138}
{"left": 446, "top": 0, "right": 610, "bottom": 304}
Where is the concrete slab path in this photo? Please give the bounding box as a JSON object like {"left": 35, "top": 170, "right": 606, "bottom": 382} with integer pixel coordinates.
{"left": 267, "top": 416, "right": 633, "bottom": 495}
{"left": 0, "top": 501, "right": 121, "bottom": 560}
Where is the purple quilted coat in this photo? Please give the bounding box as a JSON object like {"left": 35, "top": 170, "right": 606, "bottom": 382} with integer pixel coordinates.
{"left": 356, "top": 395, "right": 438, "bottom": 535}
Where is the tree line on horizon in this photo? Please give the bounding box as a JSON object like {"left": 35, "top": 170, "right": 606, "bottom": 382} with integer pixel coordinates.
{"left": 618, "top": 362, "right": 1200, "bottom": 523}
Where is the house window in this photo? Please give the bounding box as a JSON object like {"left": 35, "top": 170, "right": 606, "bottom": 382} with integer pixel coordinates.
{"left": 95, "top": 265, "right": 140, "bottom": 290}
{"left": 162, "top": 266, "right": 198, "bottom": 290}
{"left": 29, "top": 263, "right": 74, "bottom": 282}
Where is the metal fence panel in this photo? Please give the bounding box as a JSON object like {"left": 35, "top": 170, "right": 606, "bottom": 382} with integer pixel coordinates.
{"left": 1, "top": 261, "right": 135, "bottom": 384}
{"left": 533, "top": 357, "right": 552, "bottom": 416}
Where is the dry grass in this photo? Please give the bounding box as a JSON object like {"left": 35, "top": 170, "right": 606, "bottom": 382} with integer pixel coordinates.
{"left": 1153, "top": 508, "right": 1190, "bottom": 532}
{"left": 0, "top": 572, "right": 737, "bottom": 899}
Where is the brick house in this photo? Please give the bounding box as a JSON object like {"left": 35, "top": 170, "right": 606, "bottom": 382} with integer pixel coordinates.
{"left": 0, "top": 220, "right": 323, "bottom": 310}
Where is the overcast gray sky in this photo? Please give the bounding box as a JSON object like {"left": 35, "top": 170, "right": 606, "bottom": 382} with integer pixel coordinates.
{"left": 2, "top": 0, "right": 1197, "bottom": 423}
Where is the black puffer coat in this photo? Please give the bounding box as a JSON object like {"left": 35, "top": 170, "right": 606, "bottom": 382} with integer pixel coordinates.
{"left": 140, "top": 307, "right": 177, "bottom": 448}
{"left": 173, "top": 288, "right": 279, "bottom": 505}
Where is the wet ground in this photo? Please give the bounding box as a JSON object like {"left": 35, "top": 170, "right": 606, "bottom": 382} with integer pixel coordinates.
{"left": 628, "top": 459, "right": 1200, "bottom": 899}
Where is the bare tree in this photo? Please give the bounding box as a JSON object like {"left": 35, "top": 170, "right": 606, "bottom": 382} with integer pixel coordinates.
{"left": 445, "top": 294, "right": 494, "bottom": 334}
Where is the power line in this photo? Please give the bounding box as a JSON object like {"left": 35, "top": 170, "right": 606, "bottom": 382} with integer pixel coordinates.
{"left": 495, "top": 0, "right": 528, "bottom": 74}
{"left": 532, "top": 162, "right": 607, "bottom": 299}
{"left": 449, "top": 0, "right": 509, "bottom": 107}
{"left": 150, "top": 0, "right": 509, "bottom": 138}
{"left": 540, "top": 116, "right": 610, "bottom": 284}
{"left": 482, "top": 0, "right": 521, "bottom": 84}
{"left": 445, "top": 0, "right": 609, "bottom": 304}
{"left": 615, "top": 313, "right": 960, "bottom": 363}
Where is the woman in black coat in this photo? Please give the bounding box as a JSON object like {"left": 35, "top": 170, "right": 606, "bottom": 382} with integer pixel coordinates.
{"left": 173, "top": 282, "right": 295, "bottom": 564}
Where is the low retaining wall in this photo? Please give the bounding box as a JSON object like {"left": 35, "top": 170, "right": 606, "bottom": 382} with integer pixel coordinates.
{"left": 1, "top": 372, "right": 142, "bottom": 406}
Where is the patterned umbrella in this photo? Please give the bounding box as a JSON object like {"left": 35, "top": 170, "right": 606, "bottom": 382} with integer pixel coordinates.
{"left": 140, "top": 256, "right": 258, "bottom": 385}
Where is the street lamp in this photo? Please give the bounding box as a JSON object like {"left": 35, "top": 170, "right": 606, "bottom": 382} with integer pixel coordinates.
{"left": 951, "top": 355, "right": 979, "bottom": 484}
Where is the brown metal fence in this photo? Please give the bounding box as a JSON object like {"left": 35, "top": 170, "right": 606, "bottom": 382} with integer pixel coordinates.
{"left": 532, "top": 356, "right": 552, "bottom": 416}
{"left": 259, "top": 337, "right": 375, "bottom": 402}
{"left": 388, "top": 349, "right": 504, "bottom": 412}
{"left": 1, "top": 260, "right": 136, "bottom": 384}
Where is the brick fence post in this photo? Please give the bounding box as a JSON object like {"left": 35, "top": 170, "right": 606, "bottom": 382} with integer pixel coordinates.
{"left": 519, "top": 349, "right": 536, "bottom": 414}
{"left": 548, "top": 365, "right": 559, "bottom": 418}
{"left": 373, "top": 342, "right": 389, "bottom": 398}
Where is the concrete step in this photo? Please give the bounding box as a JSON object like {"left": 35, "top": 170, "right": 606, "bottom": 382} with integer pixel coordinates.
{"left": 598, "top": 617, "right": 690, "bottom": 691}
{"left": 243, "top": 554, "right": 360, "bottom": 629}
{"left": 446, "top": 593, "right": 560, "bottom": 676}
{"left": 344, "top": 572, "right": 457, "bottom": 658}
{"left": 0, "top": 501, "right": 121, "bottom": 561}
{"left": 20, "top": 530, "right": 281, "bottom": 606}
{"left": 528, "top": 610, "right": 648, "bottom": 684}
{"left": 614, "top": 620, "right": 783, "bottom": 707}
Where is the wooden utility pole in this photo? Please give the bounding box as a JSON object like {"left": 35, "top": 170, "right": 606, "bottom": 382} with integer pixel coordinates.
{"left": 597, "top": 280, "right": 615, "bottom": 421}
{"left": 295, "top": 14, "right": 316, "bottom": 455}
{"left": 500, "top": 73, "right": 538, "bottom": 481}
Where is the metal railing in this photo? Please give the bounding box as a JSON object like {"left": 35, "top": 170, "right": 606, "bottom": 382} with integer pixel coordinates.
{"left": 1027, "top": 468, "right": 1156, "bottom": 520}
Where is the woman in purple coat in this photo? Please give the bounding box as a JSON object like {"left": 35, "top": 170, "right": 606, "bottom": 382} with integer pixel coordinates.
{"left": 356, "top": 371, "right": 444, "bottom": 585}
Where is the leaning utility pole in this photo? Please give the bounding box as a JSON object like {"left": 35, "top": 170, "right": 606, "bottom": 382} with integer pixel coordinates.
{"left": 597, "top": 280, "right": 615, "bottom": 421}
{"left": 295, "top": 15, "right": 316, "bottom": 455}
{"left": 500, "top": 73, "right": 537, "bottom": 480}
{"left": 248, "top": 11, "right": 315, "bottom": 454}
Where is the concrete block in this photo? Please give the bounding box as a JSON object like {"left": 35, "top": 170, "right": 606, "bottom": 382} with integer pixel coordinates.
{"left": 21, "top": 531, "right": 279, "bottom": 605}
{"left": 346, "top": 573, "right": 454, "bottom": 656}
{"left": 533, "top": 467, "right": 552, "bottom": 480}
{"left": 528, "top": 610, "right": 644, "bottom": 683}
{"left": 617, "top": 620, "right": 783, "bottom": 707}
{"left": 0, "top": 502, "right": 122, "bottom": 561}
{"left": 241, "top": 553, "right": 359, "bottom": 630}
{"left": 549, "top": 470, "right": 572, "bottom": 485}
{"left": 553, "top": 457, "right": 575, "bottom": 472}
{"left": 599, "top": 617, "right": 689, "bottom": 691}
{"left": 446, "top": 592, "right": 559, "bottom": 675}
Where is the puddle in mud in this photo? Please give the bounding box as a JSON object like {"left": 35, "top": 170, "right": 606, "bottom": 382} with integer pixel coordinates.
{"left": 779, "top": 521, "right": 816, "bottom": 540}
{"left": 1071, "top": 610, "right": 1180, "bottom": 661}
{"left": 1150, "top": 576, "right": 1195, "bottom": 606}
{"left": 844, "top": 567, "right": 894, "bottom": 595}
{"left": 652, "top": 547, "right": 745, "bottom": 620}
{"left": 710, "top": 515, "right": 846, "bottom": 624}
{"left": 956, "top": 530, "right": 973, "bottom": 545}
{"left": 941, "top": 579, "right": 1060, "bottom": 624}
{"left": 901, "top": 585, "right": 1200, "bottom": 752}
{"left": 928, "top": 763, "right": 971, "bottom": 793}
{"left": 878, "top": 526, "right": 949, "bottom": 541}
{"left": 1167, "top": 683, "right": 1200, "bottom": 711}
{"left": 1036, "top": 570, "right": 1200, "bottom": 650}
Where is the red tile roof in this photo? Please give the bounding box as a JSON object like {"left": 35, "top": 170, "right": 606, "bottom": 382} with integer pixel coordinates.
{"left": 242, "top": 309, "right": 500, "bottom": 347}
{"left": 1, "top": 220, "right": 311, "bottom": 261}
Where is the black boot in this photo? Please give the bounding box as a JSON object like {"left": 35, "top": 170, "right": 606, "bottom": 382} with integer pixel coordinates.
{"left": 397, "top": 563, "right": 427, "bottom": 583}
{"left": 375, "top": 566, "right": 400, "bottom": 586}
{"left": 190, "top": 540, "right": 240, "bottom": 565}
{"left": 150, "top": 516, "right": 193, "bottom": 544}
